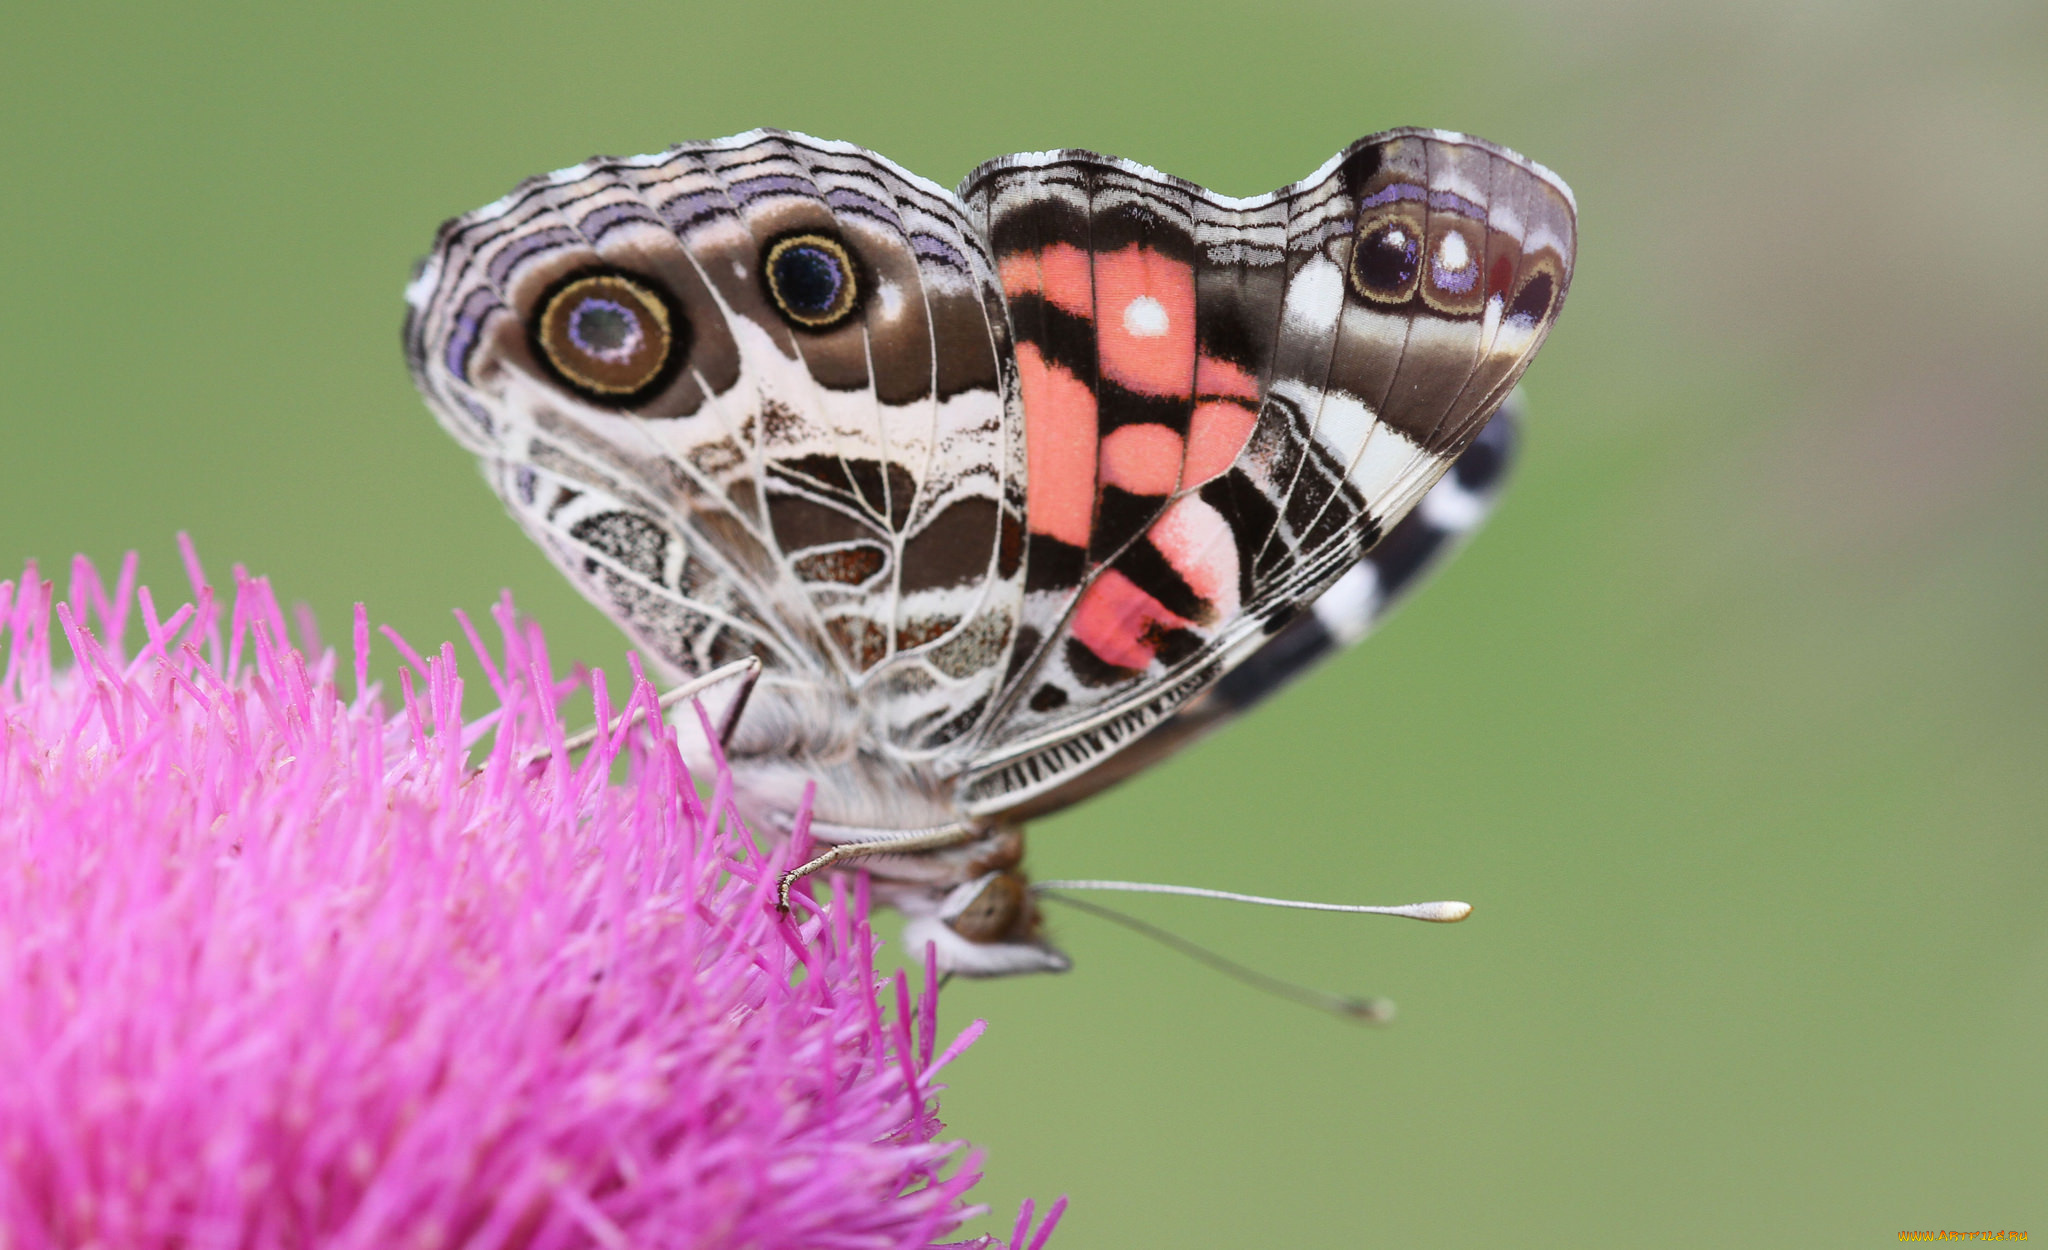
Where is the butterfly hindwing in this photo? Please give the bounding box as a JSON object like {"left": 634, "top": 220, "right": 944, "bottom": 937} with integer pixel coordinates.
{"left": 953, "top": 130, "right": 1574, "bottom": 817}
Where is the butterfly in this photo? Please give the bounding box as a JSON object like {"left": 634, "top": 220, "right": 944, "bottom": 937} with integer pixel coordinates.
{"left": 404, "top": 127, "right": 1575, "bottom": 975}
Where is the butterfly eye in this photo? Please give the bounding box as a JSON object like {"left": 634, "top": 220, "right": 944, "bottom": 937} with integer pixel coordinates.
{"left": 533, "top": 270, "right": 683, "bottom": 404}
{"left": 762, "top": 232, "right": 860, "bottom": 330}
{"left": 944, "top": 871, "right": 1030, "bottom": 944}
{"left": 1350, "top": 218, "right": 1423, "bottom": 303}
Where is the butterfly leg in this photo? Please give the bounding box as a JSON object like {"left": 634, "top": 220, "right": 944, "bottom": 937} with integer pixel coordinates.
{"left": 776, "top": 823, "right": 983, "bottom": 913}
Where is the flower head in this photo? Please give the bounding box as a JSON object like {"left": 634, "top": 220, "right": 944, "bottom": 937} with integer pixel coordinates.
{"left": 0, "top": 546, "right": 1062, "bottom": 1249}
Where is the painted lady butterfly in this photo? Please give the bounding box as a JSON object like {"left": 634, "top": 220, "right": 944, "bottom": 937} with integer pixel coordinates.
{"left": 404, "top": 128, "right": 1576, "bottom": 976}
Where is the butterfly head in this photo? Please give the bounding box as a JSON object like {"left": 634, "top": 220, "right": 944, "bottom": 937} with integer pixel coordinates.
{"left": 900, "top": 870, "right": 1072, "bottom": 978}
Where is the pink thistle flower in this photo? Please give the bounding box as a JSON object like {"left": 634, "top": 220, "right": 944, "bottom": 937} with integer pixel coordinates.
{"left": 0, "top": 546, "right": 1063, "bottom": 1250}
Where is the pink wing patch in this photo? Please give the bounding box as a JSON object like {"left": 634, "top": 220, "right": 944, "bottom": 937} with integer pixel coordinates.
{"left": 1001, "top": 226, "right": 1273, "bottom": 693}
{"left": 1016, "top": 341, "right": 1098, "bottom": 549}
{"left": 1094, "top": 246, "right": 1196, "bottom": 397}
{"left": 1099, "top": 423, "right": 1184, "bottom": 495}
{"left": 1070, "top": 569, "right": 1194, "bottom": 672}
{"left": 1065, "top": 494, "right": 1244, "bottom": 676}
{"left": 999, "top": 242, "right": 1094, "bottom": 318}
{"left": 1007, "top": 233, "right": 1267, "bottom": 566}
{"left": 1185, "top": 355, "right": 1261, "bottom": 488}
{"left": 1005, "top": 235, "right": 1267, "bottom": 681}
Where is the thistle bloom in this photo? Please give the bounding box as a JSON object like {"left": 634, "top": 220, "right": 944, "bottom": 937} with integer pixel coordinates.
{"left": 0, "top": 548, "right": 1062, "bottom": 1250}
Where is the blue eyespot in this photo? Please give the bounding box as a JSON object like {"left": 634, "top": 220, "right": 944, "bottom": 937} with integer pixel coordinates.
{"left": 763, "top": 233, "right": 860, "bottom": 329}
{"left": 566, "top": 297, "right": 643, "bottom": 362}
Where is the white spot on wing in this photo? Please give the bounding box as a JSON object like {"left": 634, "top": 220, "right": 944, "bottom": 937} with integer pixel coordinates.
{"left": 404, "top": 256, "right": 442, "bottom": 307}
{"left": 1280, "top": 257, "right": 1345, "bottom": 338}
{"left": 1347, "top": 424, "right": 1430, "bottom": 513}
{"left": 1308, "top": 387, "right": 1376, "bottom": 458}
{"left": 876, "top": 280, "right": 905, "bottom": 320}
{"left": 1437, "top": 231, "right": 1470, "bottom": 271}
{"left": 1123, "top": 295, "right": 1169, "bottom": 337}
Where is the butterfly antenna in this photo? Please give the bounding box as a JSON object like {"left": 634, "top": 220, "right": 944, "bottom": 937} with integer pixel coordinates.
{"left": 1033, "top": 879, "right": 1471, "bottom": 922}
{"left": 1031, "top": 881, "right": 1473, "bottom": 1024}
{"left": 520, "top": 655, "right": 761, "bottom": 767}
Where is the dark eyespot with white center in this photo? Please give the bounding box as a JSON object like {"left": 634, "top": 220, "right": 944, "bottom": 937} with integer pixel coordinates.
{"left": 762, "top": 231, "right": 860, "bottom": 330}
{"left": 1350, "top": 219, "right": 1423, "bottom": 303}
{"left": 1507, "top": 271, "right": 1556, "bottom": 328}
{"left": 532, "top": 270, "right": 684, "bottom": 405}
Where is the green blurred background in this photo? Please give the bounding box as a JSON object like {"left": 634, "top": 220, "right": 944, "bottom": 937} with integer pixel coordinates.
{"left": 3, "top": 2, "right": 2042, "bottom": 1243}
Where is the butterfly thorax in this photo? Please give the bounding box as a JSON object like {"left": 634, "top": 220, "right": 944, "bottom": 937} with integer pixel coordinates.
{"left": 721, "top": 733, "right": 1062, "bottom": 976}
{"left": 721, "top": 714, "right": 966, "bottom": 835}
{"left": 705, "top": 681, "right": 1066, "bottom": 976}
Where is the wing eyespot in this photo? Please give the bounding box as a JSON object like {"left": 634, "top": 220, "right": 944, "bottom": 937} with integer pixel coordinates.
{"left": 530, "top": 269, "right": 687, "bottom": 406}
{"left": 761, "top": 231, "right": 862, "bottom": 331}
{"left": 1419, "top": 219, "right": 1489, "bottom": 314}
{"left": 1349, "top": 214, "right": 1425, "bottom": 304}
{"left": 1506, "top": 270, "right": 1556, "bottom": 327}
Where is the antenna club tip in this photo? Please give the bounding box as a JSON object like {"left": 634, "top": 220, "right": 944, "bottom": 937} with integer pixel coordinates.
{"left": 1340, "top": 996, "right": 1397, "bottom": 1024}
{"left": 1417, "top": 901, "right": 1473, "bottom": 923}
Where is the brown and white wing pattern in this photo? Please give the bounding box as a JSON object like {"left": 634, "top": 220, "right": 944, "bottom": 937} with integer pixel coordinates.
{"left": 953, "top": 129, "right": 1575, "bottom": 817}
{"left": 404, "top": 132, "right": 1027, "bottom": 785}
